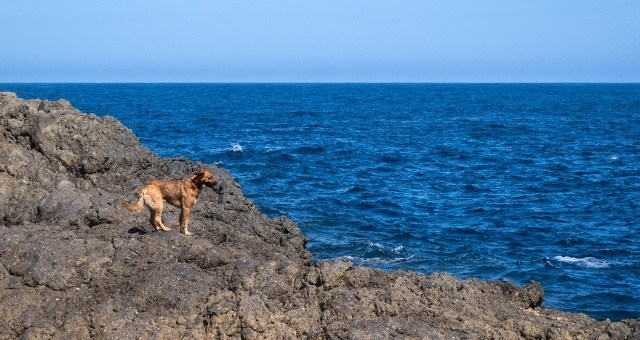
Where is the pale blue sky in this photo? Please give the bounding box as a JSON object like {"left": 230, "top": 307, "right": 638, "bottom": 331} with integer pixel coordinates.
{"left": 1, "top": 1, "right": 639, "bottom": 82}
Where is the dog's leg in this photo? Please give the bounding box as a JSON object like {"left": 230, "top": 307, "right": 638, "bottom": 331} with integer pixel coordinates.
{"left": 179, "top": 207, "right": 192, "bottom": 236}
{"left": 147, "top": 208, "right": 169, "bottom": 231}
{"left": 153, "top": 205, "right": 171, "bottom": 232}
{"left": 144, "top": 188, "right": 171, "bottom": 232}
{"left": 147, "top": 207, "right": 158, "bottom": 231}
{"left": 148, "top": 206, "right": 166, "bottom": 231}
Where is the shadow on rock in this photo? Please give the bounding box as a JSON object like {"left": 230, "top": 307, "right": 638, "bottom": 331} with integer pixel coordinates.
{"left": 127, "top": 227, "right": 147, "bottom": 235}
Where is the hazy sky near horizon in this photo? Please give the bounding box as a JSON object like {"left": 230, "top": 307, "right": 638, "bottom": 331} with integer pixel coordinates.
{"left": 1, "top": 1, "right": 639, "bottom": 82}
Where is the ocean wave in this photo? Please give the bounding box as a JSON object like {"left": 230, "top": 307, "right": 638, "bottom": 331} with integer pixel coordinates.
{"left": 344, "top": 255, "right": 414, "bottom": 266}
{"left": 553, "top": 256, "right": 610, "bottom": 269}
{"left": 367, "top": 241, "right": 385, "bottom": 251}
{"left": 392, "top": 245, "right": 406, "bottom": 254}
{"left": 294, "top": 146, "right": 326, "bottom": 154}
{"left": 364, "top": 241, "right": 410, "bottom": 256}
{"left": 342, "top": 185, "right": 367, "bottom": 194}
{"left": 379, "top": 152, "right": 405, "bottom": 164}
{"left": 231, "top": 142, "right": 243, "bottom": 152}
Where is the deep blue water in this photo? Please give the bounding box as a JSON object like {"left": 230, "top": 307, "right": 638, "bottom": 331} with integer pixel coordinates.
{"left": 3, "top": 83, "right": 639, "bottom": 321}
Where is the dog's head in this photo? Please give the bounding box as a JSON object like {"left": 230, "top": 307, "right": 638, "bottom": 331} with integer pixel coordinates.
{"left": 193, "top": 169, "right": 218, "bottom": 188}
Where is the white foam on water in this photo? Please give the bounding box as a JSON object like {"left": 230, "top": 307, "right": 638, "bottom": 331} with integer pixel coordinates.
{"left": 553, "top": 256, "right": 610, "bottom": 269}
{"left": 367, "top": 242, "right": 385, "bottom": 251}
{"left": 393, "top": 245, "right": 405, "bottom": 254}
{"left": 266, "top": 146, "right": 284, "bottom": 152}
{"left": 231, "top": 142, "right": 243, "bottom": 152}
{"left": 344, "top": 255, "right": 415, "bottom": 266}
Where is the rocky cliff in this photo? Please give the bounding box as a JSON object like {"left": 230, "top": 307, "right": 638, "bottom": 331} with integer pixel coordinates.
{"left": 0, "top": 92, "right": 638, "bottom": 339}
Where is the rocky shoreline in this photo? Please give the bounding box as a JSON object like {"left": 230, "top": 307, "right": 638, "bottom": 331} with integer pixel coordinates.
{"left": 0, "top": 91, "right": 638, "bottom": 339}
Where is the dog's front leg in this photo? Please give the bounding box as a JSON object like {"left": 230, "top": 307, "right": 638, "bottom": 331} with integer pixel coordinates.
{"left": 179, "top": 207, "right": 192, "bottom": 236}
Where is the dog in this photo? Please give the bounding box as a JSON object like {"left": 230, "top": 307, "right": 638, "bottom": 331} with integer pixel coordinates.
{"left": 123, "top": 169, "right": 218, "bottom": 235}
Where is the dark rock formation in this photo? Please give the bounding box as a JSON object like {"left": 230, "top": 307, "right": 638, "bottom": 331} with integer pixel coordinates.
{"left": 0, "top": 91, "right": 638, "bottom": 339}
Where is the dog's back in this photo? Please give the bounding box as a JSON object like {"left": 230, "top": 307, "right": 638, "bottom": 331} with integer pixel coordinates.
{"left": 149, "top": 179, "right": 185, "bottom": 207}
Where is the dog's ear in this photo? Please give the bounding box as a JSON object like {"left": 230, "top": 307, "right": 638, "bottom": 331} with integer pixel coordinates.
{"left": 194, "top": 169, "right": 209, "bottom": 183}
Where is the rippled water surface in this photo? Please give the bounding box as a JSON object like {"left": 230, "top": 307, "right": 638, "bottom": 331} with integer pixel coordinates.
{"left": 4, "top": 83, "right": 639, "bottom": 320}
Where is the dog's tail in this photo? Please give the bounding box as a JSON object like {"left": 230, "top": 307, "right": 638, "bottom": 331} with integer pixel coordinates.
{"left": 123, "top": 191, "right": 144, "bottom": 213}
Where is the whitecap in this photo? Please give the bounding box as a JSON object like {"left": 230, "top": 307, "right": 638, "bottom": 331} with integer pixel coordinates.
{"left": 367, "top": 242, "right": 385, "bottom": 251}
{"left": 266, "top": 146, "right": 283, "bottom": 152}
{"left": 231, "top": 142, "right": 243, "bottom": 152}
{"left": 553, "top": 256, "right": 610, "bottom": 269}
{"left": 344, "top": 255, "right": 415, "bottom": 266}
{"left": 392, "top": 245, "right": 405, "bottom": 254}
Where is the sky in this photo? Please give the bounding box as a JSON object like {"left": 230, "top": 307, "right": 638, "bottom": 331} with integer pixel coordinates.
{"left": 1, "top": 1, "right": 639, "bottom": 83}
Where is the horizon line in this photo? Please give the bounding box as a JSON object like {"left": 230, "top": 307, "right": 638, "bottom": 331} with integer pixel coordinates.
{"left": 1, "top": 81, "right": 639, "bottom": 85}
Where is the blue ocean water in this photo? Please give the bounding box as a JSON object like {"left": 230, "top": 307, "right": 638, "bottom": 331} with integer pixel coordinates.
{"left": 3, "top": 83, "right": 639, "bottom": 321}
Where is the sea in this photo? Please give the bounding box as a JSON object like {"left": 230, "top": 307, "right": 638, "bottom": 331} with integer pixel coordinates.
{"left": 2, "top": 83, "right": 639, "bottom": 321}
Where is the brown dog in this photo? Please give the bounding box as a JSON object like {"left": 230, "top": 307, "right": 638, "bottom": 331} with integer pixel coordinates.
{"left": 124, "top": 169, "right": 217, "bottom": 235}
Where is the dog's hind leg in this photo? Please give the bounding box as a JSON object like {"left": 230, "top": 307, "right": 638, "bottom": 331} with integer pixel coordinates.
{"left": 151, "top": 205, "right": 171, "bottom": 232}
{"left": 144, "top": 189, "right": 171, "bottom": 232}
{"left": 147, "top": 207, "right": 165, "bottom": 231}
{"left": 147, "top": 207, "right": 157, "bottom": 230}
{"left": 179, "top": 207, "right": 192, "bottom": 236}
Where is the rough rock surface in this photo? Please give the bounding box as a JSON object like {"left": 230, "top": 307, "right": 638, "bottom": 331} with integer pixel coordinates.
{"left": 0, "top": 91, "right": 638, "bottom": 339}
